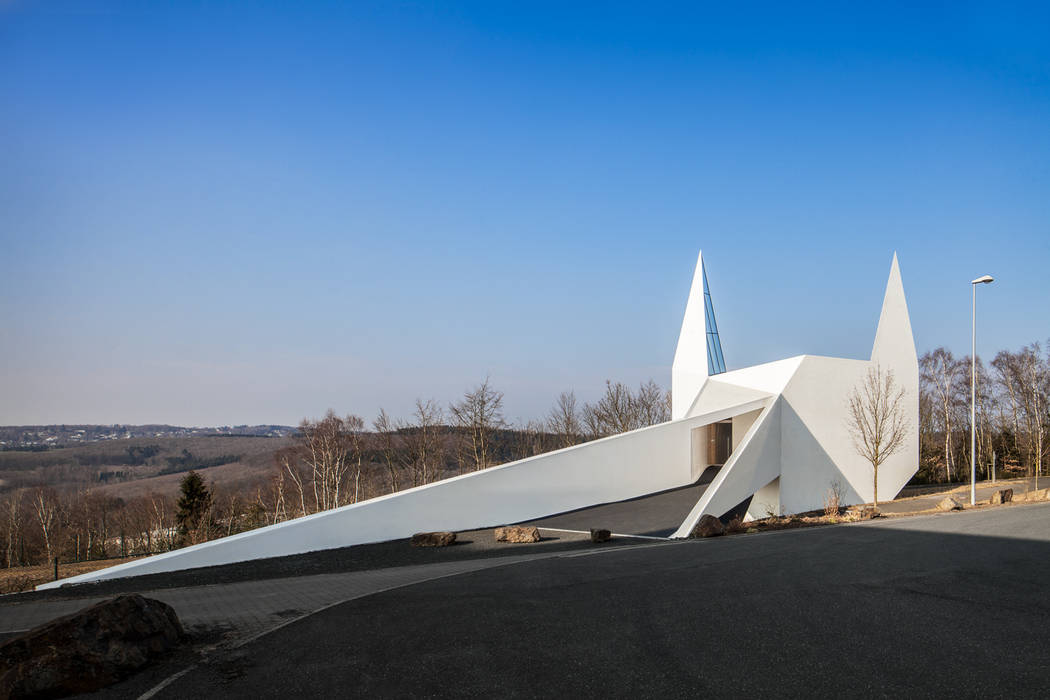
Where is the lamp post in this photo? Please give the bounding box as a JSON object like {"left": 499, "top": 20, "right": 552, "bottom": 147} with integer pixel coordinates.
{"left": 971, "top": 274, "right": 994, "bottom": 506}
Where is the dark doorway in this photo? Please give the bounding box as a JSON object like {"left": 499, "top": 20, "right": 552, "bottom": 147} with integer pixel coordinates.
{"left": 707, "top": 420, "right": 733, "bottom": 465}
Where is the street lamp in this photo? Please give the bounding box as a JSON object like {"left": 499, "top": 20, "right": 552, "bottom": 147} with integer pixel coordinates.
{"left": 971, "top": 274, "right": 994, "bottom": 506}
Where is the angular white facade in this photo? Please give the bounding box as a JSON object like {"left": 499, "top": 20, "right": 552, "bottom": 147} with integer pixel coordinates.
{"left": 40, "top": 253, "right": 918, "bottom": 588}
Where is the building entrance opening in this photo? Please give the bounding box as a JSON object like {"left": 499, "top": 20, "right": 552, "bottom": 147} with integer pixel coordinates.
{"left": 707, "top": 420, "right": 733, "bottom": 465}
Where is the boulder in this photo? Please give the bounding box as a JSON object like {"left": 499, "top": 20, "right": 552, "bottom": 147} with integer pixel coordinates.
{"left": 1028, "top": 488, "right": 1050, "bottom": 502}
{"left": 590, "top": 528, "right": 612, "bottom": 543}
{"left": 847, "top": 506, "right": 881, "bottom": 521}
{"left": 990, "top": 489, "right": 1014, "bottom": 505}
{"left": 690, "top": 514, "right": 725, "bottom": 538}
{"left": 410, "top": 531, "right": 456, "bottom": 547}
{"left": 494, "top": 526, "right": 540, "bottom": 543}
{"left": 937, "top": 496, "right": 964, "bottom": 512}
{"left": 0, "top": 594, "right": 183, "bottom": 699}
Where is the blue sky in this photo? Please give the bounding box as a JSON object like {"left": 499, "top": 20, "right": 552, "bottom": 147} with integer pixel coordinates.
{"left": 2, "top": 1, "right": 1048, "bottom": 426}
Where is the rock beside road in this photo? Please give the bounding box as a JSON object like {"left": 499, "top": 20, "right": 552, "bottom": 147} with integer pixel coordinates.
{"left": 410, "top": 532, "right": 457, "bottom": 547}
{"left": 990, "top": 489, "right": 1014, "bottom": 505}
{"left": 590, "top": 528, "right": 612, "bottom": 543}
{"left": 0, "top": 594, "right": 183, "bottom": 699}
{"left": 847, "top": 506, "right": 881, "bottom": 521}
{"left": 937, "top": 496, "right": 964, "bottom": 512}
{"left": 494, "top": 526, "right": 540, "bottom": 543}
{"left": 690, "top": 514, "right": 725, "bottom": 538}
{"left": 1026, "top": 488, "right": 1050, "bottom": 501}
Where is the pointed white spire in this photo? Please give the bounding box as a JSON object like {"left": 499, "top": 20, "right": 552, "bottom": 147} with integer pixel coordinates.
{"left": 672, "top": 250, "right": 709, "bottom": 419}
{"left": 871, "top": 252, "right": 918, "bottom": 372}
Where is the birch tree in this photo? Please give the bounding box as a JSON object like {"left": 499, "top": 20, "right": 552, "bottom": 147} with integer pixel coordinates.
{"left": 33, "top": 487, "right": 59, "bottom": 564}
{"left": 450, "top": 379, "right": 504, "bottom": 472}
{"left": 2, "top": 490, "right": 24, "bottom": 567}
{"left": 1016, "top": 343, "right": 1048, "bottom": 487}
{"left": 409, "top": 398, "right": 445, "bottom": 484}
{"left": 548, "top": 390, "right": 582, "bottom": 448}
{"left": 920, "top": 348, "right": 964, "bottom": 481}
{"left": 373, "top": 408, "right": 405, "bottom": 493}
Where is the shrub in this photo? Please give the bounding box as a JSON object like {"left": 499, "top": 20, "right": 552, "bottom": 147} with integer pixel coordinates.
{"left": 823, "top": 480, "right": 844, "bottom": 518}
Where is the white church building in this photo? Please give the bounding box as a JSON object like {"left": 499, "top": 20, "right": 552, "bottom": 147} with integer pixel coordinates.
{"left": 41, "top": 252, "right": 919, "bottom": 588}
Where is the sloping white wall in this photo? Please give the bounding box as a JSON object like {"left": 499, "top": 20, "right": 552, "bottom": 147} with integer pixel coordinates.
{"left": 40, "top": 399, "right": 765, "bottom": 589}
{"left": 778, "top": 356, "right": 872, "bottom": 512}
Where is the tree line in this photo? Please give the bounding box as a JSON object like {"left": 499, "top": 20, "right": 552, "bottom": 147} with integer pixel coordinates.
{"left": 0, "top": 378, "right": 669, "bottom": 569}
{"left": 5, "top": 337, "right": 1045, "bottom": 573}
{"left": 918, "top": 341, "right": 1049, "bottom": 484}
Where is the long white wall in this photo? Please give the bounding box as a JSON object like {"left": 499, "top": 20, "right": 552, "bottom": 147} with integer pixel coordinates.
{"left": 40, "top": 403, "right": 757, "bottom": 589}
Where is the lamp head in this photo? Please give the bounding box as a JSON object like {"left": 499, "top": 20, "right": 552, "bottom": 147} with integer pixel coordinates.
{"left": 971, "top": 275, "right": 994, "bottom": 285}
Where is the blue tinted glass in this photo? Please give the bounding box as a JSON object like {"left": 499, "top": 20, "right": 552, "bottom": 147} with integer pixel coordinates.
{"left": 701, "top": 261, "right": 726, "bottom": 375}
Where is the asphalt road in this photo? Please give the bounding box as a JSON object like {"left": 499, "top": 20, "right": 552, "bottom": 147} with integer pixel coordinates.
{"left": 150, "top": 502, "right": 1050, "bottom": 699}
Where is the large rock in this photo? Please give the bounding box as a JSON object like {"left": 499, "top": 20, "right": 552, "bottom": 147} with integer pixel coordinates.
{"left": 1027, "top": 488, "right": 1050, "bottom": 501}
{"left": 847, "top": 505, "right": 881, "bottom": 521}
{"left": 937, "top": 496, "right": 964, "bottom": 512}
{"left": 990, "top": 488, "right": 1014, "bottom": 505}
{"left": 0, "top": 594, "right": 183, "bottom": 699}
{"left": 410, "top": 531, "right": 456, "bottom": 547}
{"left": 494, "top": 526, "right": 540, "bottom": 543}
{"left": 590, "top": 528, "right": 612, "bottom": 543}
{"left": 690, "top": 514, "right": 725, "bottom": 538}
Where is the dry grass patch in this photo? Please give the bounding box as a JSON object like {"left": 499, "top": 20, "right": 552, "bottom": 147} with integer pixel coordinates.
{"left": 0, "top": 558, "right": 143, "bottom": 595}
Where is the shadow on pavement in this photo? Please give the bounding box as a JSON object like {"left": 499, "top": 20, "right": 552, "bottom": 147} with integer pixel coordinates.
{"left": 141, "top": 505, "right": 1050, "bottom": 699}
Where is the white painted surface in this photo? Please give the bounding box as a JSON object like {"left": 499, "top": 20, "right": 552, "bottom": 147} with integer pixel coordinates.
{"left": 672, "top": 250, "right": 709, "bottom": 420}
{"left": 746, "top": 477, "right": 780, "bottom": 521}
{"left": 732, "top": 409, "right": 762, "bottom": 451}
{"left": 40, "top": 398, "right": 766, "bottom": 588}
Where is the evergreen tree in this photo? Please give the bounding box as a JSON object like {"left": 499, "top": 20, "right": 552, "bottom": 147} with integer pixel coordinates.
{"left": 175, "top": 470, "right": 212, "bottom": 545}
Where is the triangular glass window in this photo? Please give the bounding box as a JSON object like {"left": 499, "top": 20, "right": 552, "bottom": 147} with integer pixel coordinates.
{"left": 702, "top": 261, "right": 726, "bottom": 374}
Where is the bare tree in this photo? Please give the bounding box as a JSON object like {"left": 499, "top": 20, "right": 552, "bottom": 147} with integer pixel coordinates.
{"left": 992, "top": 349, "right": 1023, "bottom": 459}
{"left": 291, "top": 411, "right": 366, "bottom": 512}
{"left": 147, "top": 492, "right": 177, "bottom": 552}
{"left": 32, "top": 487, "right": 59, "bottom": 564}
{"left": 373, "top": 408, "right": 403, "bottom": 493}
{"left": 257, "top": 471, "right": 288, "bottom": 525}
{"left": 581, "top": 379, "right": 671, "bottom": 438}
{"left": 2, "top": 490, "right": 24, "bottom": 567}
{"left": 547, "top": 390, "right": 582, "bottom": 448}
{"left": 450, "top": 378, "right": 505, "bottom": 471}
{"left": 972, "top": 357, "right": 996, "bottom": 479}
{"left": 636, "top": 379, "right": 671, "bottom": 426}
{"left": 345, "top": 415, "right": 367, "bottom": 504}
{"left": 408, "top": 398, "right": 445, "bottom": 485}
{"left": 847, "top": 364, "right": 911, "bottom": 507}
{"left": 275, "top": 446, "right": 309, "bottom": 517}
{"left": 1016, "top": 343, "right": 1048, "bottom": 488}
{"left": 513, "top": 419, "right": 550, "bottom": 459}
{"left": 992, "top": 345, "right": 1050, "bottom": 485}
{"left": 920, "top": 348, "right": 964, "bottom": 481}
{"left": 590, "top": 380, "right": 637, "bottom": 435}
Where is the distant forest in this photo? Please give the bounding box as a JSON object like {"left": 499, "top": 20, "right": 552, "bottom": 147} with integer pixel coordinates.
{"left": 0, "top": 424, "right": 295, "bottom": 450}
